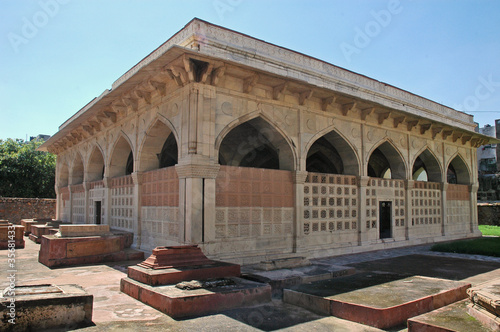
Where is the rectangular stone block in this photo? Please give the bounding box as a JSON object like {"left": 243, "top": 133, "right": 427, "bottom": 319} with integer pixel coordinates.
{"left": 0, "top": 225, "right": 25, "bottom": 249}
{"left": 59, "top": 224, "right": 110, "bottom": 237}
{"left": 38, "top": 232, "right": 143, "bottom": 268}
{"left": 0, "top": 284, "right": 93, "bottom": 331}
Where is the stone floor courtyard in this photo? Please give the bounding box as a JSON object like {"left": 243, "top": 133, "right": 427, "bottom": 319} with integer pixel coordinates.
{"left": 2, "top": 238, "right": 500, "bottom": 331}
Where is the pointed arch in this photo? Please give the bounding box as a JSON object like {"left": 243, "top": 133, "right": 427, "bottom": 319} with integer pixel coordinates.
{"left": 138, "top": 116, "right": 179, "bottom": 172}
{"left": 71, "top": 152, "right": 84, "bottom": 185}
{"left": 304, "top": 127, "right": 360, "bottom": 176}
{"left": 412, "top": 147, "right": 442, "bottom": 182}
{"left": 367, "top": 139, "right": 407, "bottom": 179}
{"left": 87, "top": 144, "right": 105, "bottom": 182}
{"left": 109, "top": 133, "right": 134, "bottom": 178}
{"left": 447, "top": 153, "right": 471, "bottom": 185}
{"left": 216, "top": 113, "right": 296, "bottom": 171}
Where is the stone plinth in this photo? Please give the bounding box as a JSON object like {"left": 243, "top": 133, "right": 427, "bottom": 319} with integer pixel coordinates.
{"left": 120, "top": 277, "right": 271, "bottom": 319}
{"left": 29, "top": 224, "right": 56, "bottom": 244}
{"left": 0, "top": 284, "right": 92, "bottom": 331}
{"left": 38, "top": 232, "right": 144, "bottom": 268}
{"left": 57, "top": 224, "right": 111, "bottom": 237}
{"left": 0, "top": 225, "right": 25, "bottom": 249}
{"left": 0, "top": 220, "right": 10, "bottom": 225}
{"left": 466, "top": 278, "right": 500, "bottom": 331}
{"left": 128, "top": 245, "right": 241, "bottom": 285}
{"left": 284, "top": 273, "right": 470, "bottom": 330}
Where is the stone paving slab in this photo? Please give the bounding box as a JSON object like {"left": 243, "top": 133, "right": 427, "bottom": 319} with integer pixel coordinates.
{"left": 243, "top": 264, "right": 355, "bottom": 298}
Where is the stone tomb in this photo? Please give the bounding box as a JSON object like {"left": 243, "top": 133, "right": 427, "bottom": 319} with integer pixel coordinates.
{"left": 20, "top": 218, "right": 52, "bottom": 236}
{"left": 38, "top": 224, "right": 144, "bottom": 268}
{"left": 29, "top": 220, "right": 66, "bottom": 244}
{"left": 283, "top": 272, "right": 470, "bottom": 329}
{"left": 0, "top": 284, "right": 93, "bottom": 331}
{"left": 0, "top": 224, "right": 25, "bottom": 249}
{"left": 121, "top": 245, "right": 272, "bottom": 318}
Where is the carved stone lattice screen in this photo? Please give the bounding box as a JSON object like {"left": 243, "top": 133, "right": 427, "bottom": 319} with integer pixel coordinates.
{"left": 447, "top": 184, "right": 471, "bottom": 234}
{"left": 215, "top": 166, "right": 294, "bottom": 239}
{"left": 411, "top": 181, "right": 442, "bottom": 237}
{"left": 141, "top": 166, "right": 179, "bottom": 244}
{"left": 303, "top": 173, "right": 358, "bottom": 236}
{"left": 71, "top": 184, "right": 85, "bottom": 224}
{"left": 110, "top": 175, "right": 134, "bottom": 230}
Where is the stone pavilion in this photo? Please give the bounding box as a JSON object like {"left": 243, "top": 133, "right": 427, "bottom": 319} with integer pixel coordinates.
{"left": 40, "top": 18, "right": 494, "bottom": 264}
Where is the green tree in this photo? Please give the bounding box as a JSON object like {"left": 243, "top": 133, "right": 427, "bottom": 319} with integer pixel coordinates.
{"left": 0, "top": 138, "right": 56, "bottom": 198}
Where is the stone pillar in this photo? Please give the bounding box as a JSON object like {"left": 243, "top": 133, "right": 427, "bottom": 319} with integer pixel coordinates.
{"left": 176, "top": 163, "right": 220, "bottom": 244}
{"left": 131, "top": 172, "right": 143, "bottom": 249}
{"left": 358, "top": 176, "right": 371, "bottom": 245}
{"left": 293, "top": 171, "right": 308, "bottom": 253}
{"left": 440, "top": 182, "right": 448, "bottom": 236}
{"left": 83, "top": 181, "right": 91, "bottom": 224}
{"left": 103, "top": 177, "right": 111, "bottom": 227}
{"left": 68, "top": 185, "right": 74, "bottom": 224}
{"left": 55, "top": 187, "right": 61, "bottom": 220}
{"left": 469, "top": 183, "right": 481, "bottom": 236}
{"left": 405, "top": 180, "right": 414, "bottom": 240}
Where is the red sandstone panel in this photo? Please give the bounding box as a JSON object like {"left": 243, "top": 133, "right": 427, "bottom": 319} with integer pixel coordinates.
{"left": 141, "top": 167, "right": 179, "bottom": 207}
{"left": 216, "top": 166, "right": 294, "bottom": 208}
{"left": 66, "top": 238, "right": 122, "bottom": 258}
{"left": 447, "top": 184, "right": 470, "bottom": 201}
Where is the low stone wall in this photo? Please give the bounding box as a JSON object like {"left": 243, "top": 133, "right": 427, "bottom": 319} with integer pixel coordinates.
{"left": 478, "top": 203, "right": 500, "bottom": 226}
{"left": 0, "top": 197, "right": 56, "bottom": 224}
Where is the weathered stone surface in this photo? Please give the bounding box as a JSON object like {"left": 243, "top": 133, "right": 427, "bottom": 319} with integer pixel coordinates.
{"left": 57, "top": 224, "right": 111, "bottom": 237}
{"left": 478, "top": 203, "right": 500, "bottom": 226}
{"left": 284, "top": 273, "right": 471, "bottom": 329}
{"left": 38, "top": 231, "right": 143, "bottom": 268}
{"left": 0, "top": 284, "right": 93, "bottom": 331}
{"left": 175, "top": 278, "right": 236, "bottom": 290}
{"left": 120, "top": 277, "right": 271, "bottom": 319}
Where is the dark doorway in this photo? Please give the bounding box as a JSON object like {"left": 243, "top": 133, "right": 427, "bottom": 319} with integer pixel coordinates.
{"left": 379, "top": 201, "right": 392, "bottom": 239}
{"left": 95, "top": 201, "right": 102, "bottom": 225}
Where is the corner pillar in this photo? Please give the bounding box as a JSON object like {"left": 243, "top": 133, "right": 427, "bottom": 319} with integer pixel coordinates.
{"left": 469, "top": 183, "right": 480, "bottom": 235}
{"left": 176, "top": 163, "right": 220, "bottom": 244}
{"left": 132, "top": 172, "right": 144, "bottom": 249}
{"left": 405, "top": 180, "right": 415, "bottom": 240}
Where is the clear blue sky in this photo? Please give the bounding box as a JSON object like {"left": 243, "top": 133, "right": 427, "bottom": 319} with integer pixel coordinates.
{"left": 1, "top": 0, "right": 499, "bottom": 141}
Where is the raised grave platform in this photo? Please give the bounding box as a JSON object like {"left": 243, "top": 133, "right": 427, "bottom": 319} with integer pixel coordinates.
{"left": 0, "top": 284, "right": 93, "bottom": 331}
{"left": 467, "top": 278, "right": 500, "bottom": 331}
{"left": 127, "top": 245, "right": 241, "bottom": 285}
{"left": 284, "top": 272, "right": 470, "bottom": 329}
{"left": 21, "top": 218, "right": 52, "bottom": 236}
{"left": 29, "top": 220, "right": 67, "bottom": 244}
{"left": 0, "top": 225, "right": 25, "bottom": 249}
{"left": 121, "top": 245, "right": 271, "bottom": 318}
{"left": 38, "top": 225, "right": 143, "bottom": 268}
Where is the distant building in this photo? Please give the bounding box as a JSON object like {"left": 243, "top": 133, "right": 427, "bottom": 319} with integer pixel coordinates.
{"left": 477, "top": 124, "right": 497, "bottom": 174}
{"left": 30, "top": 134, "right": 51, "bottom": 142}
